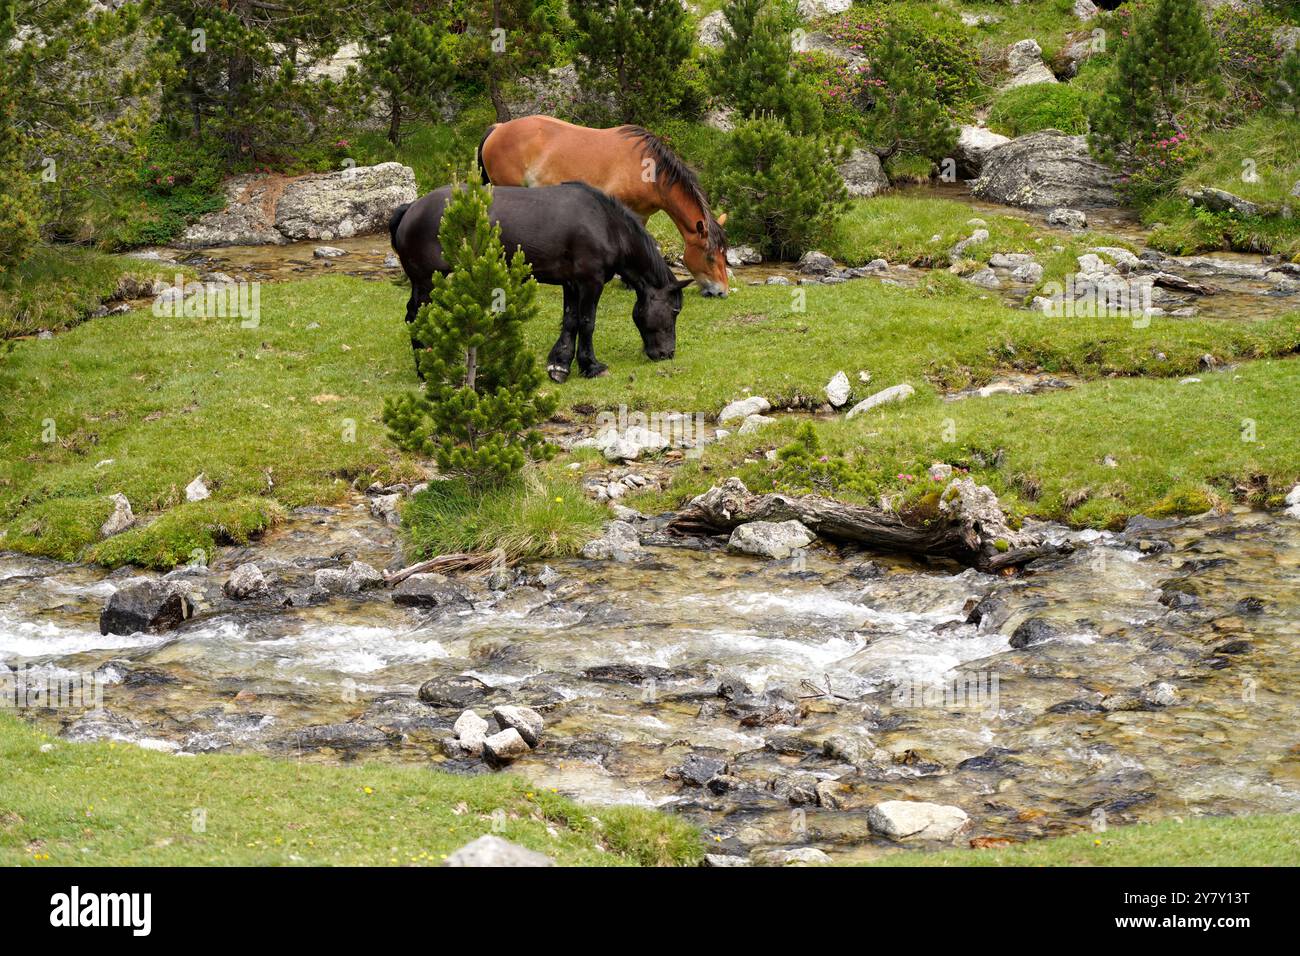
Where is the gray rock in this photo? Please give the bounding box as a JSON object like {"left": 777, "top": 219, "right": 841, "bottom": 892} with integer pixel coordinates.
{"left": 419, "top": 674, "right": 492, "bottom": 708}
{"left": 1186, "top": 187, "right": 1262, "bottom": 219}
{"left": 960, "top": 12, "right": 1003, "bottom": 27}
{"left": 972, "top": 131, "right": 1120, "bottom": 208}
{"left": 697, "top": 9, "right": 728, "bottom": 48}
{"left": 443, "top": 834, "right": 554, "bottom": 867}
{"left": 837, "top": 148, "right": 890, "bottom": 199}
{"left": 1047, "top": 207, "right": 1088, "bottom": 229}
{"left": 482, "top": 727, "right": 531, "bottom": 762}
{"left": 797, "top": 250, "right": 835, "bottom": 275}
{"left": 955, "top": 125, "right": 1011, "bottom": 177}
{"left": 452, "top": 709, "right": 489, "bottom": 755}
{"left": 184, "top": 473, "right": 210, "bottom": 502}
{"left": 1284, "top": 483, "right": 1300, "bottom": 518}
{"left": 100, "top": 580, "right": 195, "bottom": 636}
{"left": 672, "top": 752, "right": 728, "bottom": 787}
{"left": 868, "top": 801, "right": 970, "bottom": 841}
{"left": 580, "top": 520, "right": 642, "bottom": 561}
{"left": 845, "top": 383, "right": 915, "bottom": 419}
{"left": 966, "top": 267, "right": 1001, "bottom": 289}
{"left": 594, "top": 424, "right": 669, "bottom": 462}
{"left": 728, "top": 520, "right": 814, "bottom": 560}
{"left": 752, "top": 846, "right": 832, "bottom": 866}
{"left": 1073, "top": 0, "right": 1098, "bottom": 20}
{"left": 1009, "top": 617, "right": 1062, "bottom": 648}
{"left": 796, "top": 0, "right": 851, "bottom": 17}
{"left": 100, "top": 492, "right": 135, "bottom": 538}
{"left": 704, "top": 853, "right": 751, "bottom": 867}
{"left": 370, "top": 492, "right": 402, "bottom": 526}
{"left": 312, "top": 245, "right": 346, "bottom": 258}
{"left": 223, "top": 562, "right": 267, "bottom": 599}
{"left": 279, "top": 722, "right": 390, "bottom": 751}
{"left": 951, "top": 228, "right": 989, "bottom": 259}
{"left": 1010, "top": 261, "right": 1044, "bottom": 283}
{"left": 824, "top": 370, "right": 851, "bottom": 407}
{"left": 737, "top": 413, "right": 776, "bottom": 435}
{"left": 392, "top": 572, "right": 470, "bottom": 608}
{"left": 717, "top": 395, "right": 771, "bottom": 424}
{"left": 726, "top": 244, "right": 762, "bottom": 267}
{"left": 1003, "top": 39, "right": 1058, "bottom": 89}
{"left": 492, "top": 704, "right": 544, "bottom": 747}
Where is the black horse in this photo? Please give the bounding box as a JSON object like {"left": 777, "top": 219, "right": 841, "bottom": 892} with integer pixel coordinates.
{"left": 389, "top": 181, "right": 691, "bottom": 382}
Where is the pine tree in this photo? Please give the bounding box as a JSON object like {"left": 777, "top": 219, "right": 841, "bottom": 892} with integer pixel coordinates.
{"left": 0, "top": 0, "right": 39, "bottom": 276}
{"left": 708, "top": 0, "right": 822, "bottom": 134}
{"left": 708, "top": 116, "right": 847, "bottom": 261}
{"left": 361, "top": 3, "right": 453, "bottom": 145}
{"left": 1088, "top": 0, "right": 1221, "bottom": 166}
{"left": 454, "top": 0, "right": 555, "bottom": 124}
{"left": 1279, "top": 47, "right": 1300, "bottom": 113}
{"left": 569, "top": 0, "right": 693, "bottom": 125}
{"left": 861, "top": 24, "right": 956, "bottom": 163}
{"left": 383, "top": 179, "right": 555, "bottom": 486}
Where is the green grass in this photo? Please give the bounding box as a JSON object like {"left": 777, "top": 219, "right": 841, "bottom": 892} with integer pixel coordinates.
{"left": 634, "top": 355, "right": 1300, "bottom": 529}
{"left": 5, "top": 245, "right": 1299, "bottom": 567}
{"left": 1143, "top": 114, "right": 1300, "bottom": 258}
{"left": 866, "top": 814, "right": 1300, "bottom": 866}
{"left": 402, "top": 471, "right": 607, "bottom": 561}
{"left": 351, "top": 104, "right": 500, "bottom": 194}
{"left": 0, "top": 245, "right": 180, "bottom": 340}
{"left": 987, "top": 82, "right": 1091, "bottom": 138}
{"left": 0, "top": 714, "right": 702, "bottom": 867}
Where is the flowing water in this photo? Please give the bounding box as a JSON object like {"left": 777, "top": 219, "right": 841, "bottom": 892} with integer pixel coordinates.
{"left": 3, "top": 500, "right": 1298, "bottom": 861}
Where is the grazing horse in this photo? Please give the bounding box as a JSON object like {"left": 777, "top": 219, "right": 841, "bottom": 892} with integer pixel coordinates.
{"left": 389, "top": 182, "right": 692, "bottom": 383}
{"left": 478, "top": 115, "right": 731, "bottom": 297}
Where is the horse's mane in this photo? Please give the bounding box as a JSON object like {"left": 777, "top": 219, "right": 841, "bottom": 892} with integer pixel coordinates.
{"left": 560, "top": 181, "right": 677, "bottom": 289}
{"left": 617, "top": 126, "right": 726, "bottom": 251}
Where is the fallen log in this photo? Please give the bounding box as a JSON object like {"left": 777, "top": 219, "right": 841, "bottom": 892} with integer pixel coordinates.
{"left": 383, "top": 547, "right": 505, "bottom": 586}
{"left": 667, "top": 477, "right": 1066, "bottom": 572}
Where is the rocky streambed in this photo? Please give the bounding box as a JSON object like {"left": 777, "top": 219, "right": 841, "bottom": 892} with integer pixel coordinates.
{"left": 4, "top": 492, "right": 1299, "bottom": 864}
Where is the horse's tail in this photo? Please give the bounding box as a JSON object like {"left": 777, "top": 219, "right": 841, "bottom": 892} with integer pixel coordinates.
{"left": 387, "top": 202, "right": 411, "bottom": 251}
{"left": 477, "top": 124, "right": 498, "bottom": 185}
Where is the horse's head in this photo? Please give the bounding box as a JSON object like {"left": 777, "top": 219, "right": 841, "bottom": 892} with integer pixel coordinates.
{"left": 684, "top": 213, "right": 729, "bottom": 297}
{"left": 633, "top": 277, "right": 692, "bottom": 361}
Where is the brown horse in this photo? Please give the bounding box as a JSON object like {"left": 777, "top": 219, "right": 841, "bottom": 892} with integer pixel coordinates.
{"left": 478, "top": 115, "right": 731, "bottom": 297}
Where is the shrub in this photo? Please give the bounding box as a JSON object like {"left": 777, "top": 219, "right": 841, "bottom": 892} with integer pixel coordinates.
{"left": 706, "top": 116, "right": 848, "bottom": 260}
{"left": 569, "top": 0, "right": 693, "bottom": 125}
{"left": 1210, "top": 4, "right": 1287, "bottom": 117}
{"left": 857, "top": 22, "right": 957, "bottom": 164}
{"left": 988, "top": 83, "right": 1091, "bottom": 137}
{"left": 383, "top": 179, "right": 555, "bottom": 485}
{"left": 708, "top": 0, "right": 824, "bottom": 133}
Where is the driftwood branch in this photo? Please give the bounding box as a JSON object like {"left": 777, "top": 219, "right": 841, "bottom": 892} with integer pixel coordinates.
{"left": 667, "top": 478, "right": 1066, "bottom": 572}
{"left": 384, "top": 548, "right": 504, "bottom": 586}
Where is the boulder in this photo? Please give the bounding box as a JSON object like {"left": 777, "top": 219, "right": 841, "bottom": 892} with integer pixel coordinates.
{"left": 1047, "top": 207, "right": 1088, "bottom": 229}
{"left": 392, "top": 572, "right": 470, "bottom": 608}
{"left": 1010, "top": 261, "right": 1044, "bottom": 283}
{"left": 671, "top": 752, "right": 728, "bottom": 787}
{"left": 442, "top": 834, "right": 554, "bottom": 867}
{"left": 100, "top": 580, "right": 195, "bottom": 636}
{"left": 1003, "top": 39, "right": 1058, "bottom": 89}
{"left": 717, "top": 395, "right": 771, "bottom": 424}
{"left": 972, "top": 131, "right": 1120, "bottom": 208}
{"left": 726, "top": 244, "right": 762, "bottom": 267}
{"left": 1186, "top": 187, "right": 1262, "bottom": 219}
{"left": 492, "top": 704, "right": 544, "bottom": 747}
{"left": 594, "top": 424, "right": 669, "bottom": 462}
{"left": 1073, "top": 0, "right": 1099, "bottom": 19}
{"left": 955, "top": 125, "right": 1010, "bottom": 177}
{"left": 845, "top": 383, "right": 915, "bottom": 419}
{"left": 223, "top": 563, "right": 268, "bottom": 600}
{"left": 837, "top": 148, "right": 890, "bottom": 198}
{"left": 752, "top": 846, "right": 833, "bottom": 866}
{"left": 868, "top": 801, "right": 970, "bottom": 841}
{"left": 180, "top": 163, "right": 417, "bottom": 247}
{"left": 737, "top": 413, "right": 776, "bottom": 435}
{"left": 728, "top": 520, "right": 814, "bottom": 559}
{"left": 313, "top": 245, "right": 346, "bottom": 258}
{"left": 824, "top": 370, "right": 851, "bottom": 407}
{"left": 580, "top": 520, "right": 642, "bottom": 561}
{"left": 452, "top": 709, "right": 490, "bottom": 755}
{"left": 697, "top": 9, "right": 728, "bottom": 48}
{"left": 419, "top": 674, "right": 492, "bottom": 709}
{"left": 100, "top": 492, "right": 135, "bottom": 538}
{"left": 796, "top": 0, "right": 851, "bottom": 17}
{"left": 965, "top": 267, "right": 1001, "bottom": 289}
{"left": 1009, "top": 617, "right": 1061, "bottom": 648}
{"left": 482, "top": 727, "right": 531, "bottom": 762}
{"left": 370, "top": 492, "right": 402, "bottom": 526}
{"left": 797, "top": 250, "right": 835, "bottom": 275}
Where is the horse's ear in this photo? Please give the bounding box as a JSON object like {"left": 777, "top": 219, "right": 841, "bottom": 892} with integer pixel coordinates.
{"left": 715, "top": 212, "right": 728, "bottom": 227}
{"left": 676, "top": 278, "right": 694, "bottom": 290}
{"left": 695, "top": 220, "right": 705, "bottom": 237}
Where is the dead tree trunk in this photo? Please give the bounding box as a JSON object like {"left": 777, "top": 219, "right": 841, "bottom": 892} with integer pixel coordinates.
{"left": 667, "top": 478, "right": 1066, "bottom": 572}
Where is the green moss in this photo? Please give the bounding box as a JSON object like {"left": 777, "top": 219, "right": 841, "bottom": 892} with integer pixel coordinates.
{"left": 86, "top": 497, "right": 285, "bottom": 570}
{"left": 988, "top": 83, "right": 1091, "bottom": 137}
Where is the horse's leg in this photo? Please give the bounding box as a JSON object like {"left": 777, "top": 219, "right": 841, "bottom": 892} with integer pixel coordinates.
{"left": 576, "top": 282, "right": 608, "bottom": 379}
{"left": 547, "top": 283, "right": 580, "bottom": 384}
{"left": 406, "top": 277, "right": 433, "bottom": 378}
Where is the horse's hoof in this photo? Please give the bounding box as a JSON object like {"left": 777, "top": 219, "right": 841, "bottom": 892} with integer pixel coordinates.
{"left": 547, "top": 365, "right": 570, "bottom": 384}
{"left": 581, "top": 364, "right": 609, "bottom": 379}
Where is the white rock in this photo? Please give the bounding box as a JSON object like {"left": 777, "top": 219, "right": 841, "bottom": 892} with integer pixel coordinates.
{"left": 718, "top": 395, "right": 771, "bottom": 424}
{"left": 728, "top": 520, "right": 815, "bottom": 560}
{"left": 824, "top": 371, "right": 851, "bottom": 407}
{"left": 1010, "top": 262, "right": 1044, "bottom": 283}
{"left": 697, "top": 9, "right": 729, "bottom": 48}
{"left": 845, "top": 383, "right": 915, "bottom": 419}
{"left": 737, "top": 414, "right": 776, "bottom": 435}
{"left": 754, "top": 846, "right": 832, "bottom": 866}
{"left": 453, "top": 709, "right": 490, "bottom": 754}
{"left": 726, "top": 244, "right": 762, "bottom": 267}
{"left": 1073, "top": 0, "right": 1098, "bottom": 19}
{"left": 797, "top": 0, "right": 851, "bottom": 18}
{"left": 482, "top": 727, "right": 531, "bottom": 762}
{"left": 223, "top": 562, "right": 267, "bottom": 599}
{"left": 1003, "top": 38, "right": 1058, "bottom": 89}
{"left": 966, "top": 267, "right": 1001, "bottom": 289}
{"left": 442, "top": 834, "right": 554, "bottom": 867}
{"left": 370, "top": 492, "right": 402, "bottom": 526}
{"left": 492, "top": 705, "right": 544, "bottom": 747}
{"left": 868, "top": 801, "right": 970, "bottom": 841}
{"left": 100, "top": 493, "right": 135, "bottom": 538}
{"left": 185, "top": 473, "right": 210, "bottom": 502}
{"left": 1284, "top": 484, "right": 1300, "bottom": 518}
{"left": 1047, "top": 207, "right": 1088, "bottom": 229}
{"left": 313, "top": 246, "right": 346, "bottom": 258}
{"left": 951, "top": 228, "right": 989, "bottom": 259}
